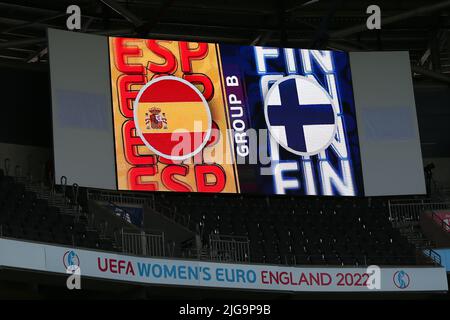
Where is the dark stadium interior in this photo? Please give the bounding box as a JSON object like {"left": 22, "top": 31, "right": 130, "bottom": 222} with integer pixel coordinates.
{"left": 0, "top": 0, "right": 449, "bottom": 300}
{"left": 1, "top": 1, "right": 450, "bottom": 156}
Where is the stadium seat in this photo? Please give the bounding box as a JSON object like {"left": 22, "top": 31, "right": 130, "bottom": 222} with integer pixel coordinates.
{"left": 151, "top": 192, "right": 420, "bottom": 266}
{"left": 0, "top": 174, "right": 424, "bottom": 267}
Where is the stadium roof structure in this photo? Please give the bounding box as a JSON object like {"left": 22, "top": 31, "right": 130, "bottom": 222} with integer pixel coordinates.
{"left": 0, "top": 0, "right": 449, "bottom": 156}
{"left": 0, "top": 0, "right": 448, "bottom": 80}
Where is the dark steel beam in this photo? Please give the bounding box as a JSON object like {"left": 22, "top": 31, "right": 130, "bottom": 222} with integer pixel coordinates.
{"left": 328, "top": 40, "right": 450, "bottom": 84}
{"left": 135, "top": 0, "right": 175, "bottom": 37}
{"left": 0, "top": 2, "right": 59, "bottom": 16}
{"left": 0, "top": 37, "right": 45, "bottom": 49}
{"left": 412, "top": 65, "right": 450, "bottom": 84}
{"left": 330, "top": 0, "right": 450, "bottom": 39}
{"left": 115, "top": 0, "right": 274, "bottom": 15}
{"left": 99, "top": 0, "right": 144, "bottom": 28}
{"left": 1, "top": 13, "right": 67, "bottom": 34}
{"left": 310, "top": 0, "right": 342, "bottom": 48}
{"left": 430, "top": 31, "right": 442, "bottom": 71}
{"left": 0, "top": 58, "right": 47, "bottom": 71}
{"left": 0, "top": 16, "right": 61, "bottom": 31}
{"left": 278, "top": 0, "right": 287, "bottom": 47}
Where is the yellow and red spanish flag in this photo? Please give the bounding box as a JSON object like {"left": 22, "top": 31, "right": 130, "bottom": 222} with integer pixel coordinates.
{"left": 134, "top": 77, "right": 211, "bottom": 160}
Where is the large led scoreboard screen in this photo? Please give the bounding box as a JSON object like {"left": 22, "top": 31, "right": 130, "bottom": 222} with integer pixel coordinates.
{"left": 109, "top": 37, "right": 363, "bottom": 196}
{"left": 49, "top": 29, "right": 425, "bottom": 196}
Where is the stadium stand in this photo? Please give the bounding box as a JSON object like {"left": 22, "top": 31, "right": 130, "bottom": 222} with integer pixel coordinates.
{"left": 0, "top": 169, "right": 116, "bottom": 252}
{"left": 153, "top": 193, "right": 421, "bottom": 266}
{"left": 0, "top": 0, "right": 449, "bottom": 302}
{"left": 1, "top": 164, "right": 440, "bottom": 268}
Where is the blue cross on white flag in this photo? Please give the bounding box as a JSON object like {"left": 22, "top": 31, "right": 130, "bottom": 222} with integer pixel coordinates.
{"left": 264, "top": 75, "right": 337, "bottom": 156}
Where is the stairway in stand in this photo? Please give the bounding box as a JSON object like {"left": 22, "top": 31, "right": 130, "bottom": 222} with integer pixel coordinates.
{"left": 24, "top": 181, "right": 81, "bottom": 216}
{"left": 393, "top": 220, "right": 439, "bottom": 265}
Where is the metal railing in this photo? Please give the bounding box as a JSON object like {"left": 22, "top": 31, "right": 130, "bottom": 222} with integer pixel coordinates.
{"left": 87, "top": 189, "right": 151, "bottom": 205}
{"left": 209, "top": 234, "right": 250, "bottom": 263}
{"left": 388, "top": 199, "right": 450, "bottom": 222}
{"left": 422, "top": 248, "right": 442, "bottom": 266}
{"left": 280, "top": 253, "right": 436, "bottom": 266}
{"left": 121, "top": 228, "right": 165, "bottom": 257}
{"left": 87, "top": 189, "right": 193, "bottom": 230}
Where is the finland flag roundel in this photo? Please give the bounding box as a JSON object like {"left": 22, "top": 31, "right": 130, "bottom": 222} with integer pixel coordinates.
{"left": 264, "top": 75, "right": 337, "bottom": 156}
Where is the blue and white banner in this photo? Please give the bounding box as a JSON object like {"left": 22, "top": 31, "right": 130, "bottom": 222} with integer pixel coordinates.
{"left": 0, "top": 239, "right": 447, "bottom": 292}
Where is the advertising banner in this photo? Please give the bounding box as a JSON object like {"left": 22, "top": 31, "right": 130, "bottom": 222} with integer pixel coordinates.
{"left": 432, "top": 210, "right": 450, "bottom": 232}
{"left": 0, "top": 239, "right": 446, "bottom": 292}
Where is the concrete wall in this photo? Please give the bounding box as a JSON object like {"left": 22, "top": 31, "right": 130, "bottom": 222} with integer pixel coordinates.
{"left": 0, "top": 142, "right": 50, "bottom": 181}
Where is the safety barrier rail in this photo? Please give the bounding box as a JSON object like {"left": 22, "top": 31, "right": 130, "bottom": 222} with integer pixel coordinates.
{"left": 87, "top": 189, "right": 151, "bottom": 205}
{"left": 423, "top": 248, "right": 442, "bottom": 266}
{"left": 281, "top": 253, "right": 438, "bottom": 266}
{"left": 121, "top": 228, "right": 165, "bottom": 257}
{"left": 209, "top": 234, "right": 250, "bottom": 263}
{"left": 86, "top": 189, "right": 192, "bottom": 229}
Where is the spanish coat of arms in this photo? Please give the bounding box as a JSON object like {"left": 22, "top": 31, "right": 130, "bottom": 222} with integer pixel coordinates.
{"left": 145, "top": 107, "right": 168, "bottom": 129}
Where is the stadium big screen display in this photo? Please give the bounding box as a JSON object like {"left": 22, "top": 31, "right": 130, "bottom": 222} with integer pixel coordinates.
{"left": 109, "top": 37, "right": 363, "bottom": 196}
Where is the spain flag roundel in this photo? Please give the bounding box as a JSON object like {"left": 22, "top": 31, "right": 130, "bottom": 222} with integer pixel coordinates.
{"left": 133, "top": 76, "right": 212, "bottom": 160}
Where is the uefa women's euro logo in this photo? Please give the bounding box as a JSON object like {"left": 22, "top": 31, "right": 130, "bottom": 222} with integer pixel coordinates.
{"left": 63, "top": 250, "right": 81, "bottom": 290}
{"left": 393, "top": 270, "right": 410, "bottom": 289}
{"left": 63, "top": 250, "right": 80, "bottom": 269}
